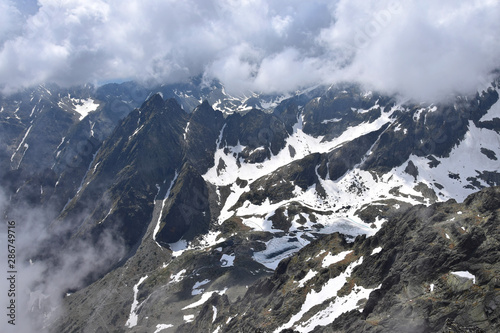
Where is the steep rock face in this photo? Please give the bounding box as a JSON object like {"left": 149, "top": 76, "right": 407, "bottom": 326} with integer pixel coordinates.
{"left": 0, "top": 85, "right": 82, "bottom": 204}
{"left": 320, "top": 123, "right": 389, "bottom": 181}
{"left": 235, "top": 153, "right": 324, "bottom": 208}
{"left": 0, "top": 82, "right": 147, "bottom": 218}
{"left": 1, "top": 84, "right": 95, "bottom": 173}
{"left": 199, "top": 186, "right": 500, "bottom": 333}
{"left": 302, "top": 86, "right": 392, "bottom": 140}
{"left": 183, "top": 100, "right": 225, "bottom": 173}
{"left": 59, "top": 95, "right": 188, "bottom": 247}
{"left": 156, "top": 162, "right": 211, "bottom": 245}
{"left": 223, "top": 109, "right": 290, "bottom": 162}
{"left": 273, "top": 98, "right": 304, "bottom": 134}
{"left": 362, "top": 88, "right": 499, "bottom": 174}
{"left": 12, "top": 105, "right": 76, "bottom": 170}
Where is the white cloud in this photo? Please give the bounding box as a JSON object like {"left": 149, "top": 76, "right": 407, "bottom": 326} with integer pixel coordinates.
{"left": 0, "top": 0, "right": 23, "bottom": 43}
{"left": 0, "top": 0, "right": 498, "bottom": 101}
{"left": 329, "top": 0, "right": 500, "bottom": 101}
{"left": 272, "top": 15, "right": 293, "bottom": 36}
{"left": 252, "top": 48, "right": 332, "bottom": 93}
{"left": 0, "top": 186, "right": 125, "bottom": 333}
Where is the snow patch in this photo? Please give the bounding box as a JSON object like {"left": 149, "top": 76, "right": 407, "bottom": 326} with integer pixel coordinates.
{"left": 56, "top": 137, "right": 65, "bottom": 151}
{"left": 203, "top": 109, "right": 395, "bottom": 189}
{"left": 297, "top": 270, "right": 317, "bottom": 288}
{"left": 321, "top": 118, "right": 342, "bottom": 124}
{"left": 30, "top": 105, "right": 37, "bottom": 117}
{"left": 11, "top": 125, "right": 32, "bottom": 165}
{"left": 394, "top": 121, "right": 500, "bottom": 202}
{"left": 451, "top": 271, "right": 476, "bottom": 284}
{"left": 212, "top": 305, "right": 217, "bottom": 323}
{"left": 413, "top": 108, "right": 425, "bottom": 121}
{"left": 220, "top": 254, "right": 235, "bottom": 267}
{"left": 183, "top": 314, "right": 194, "bottom": 323}
{"left": 182, "top": 289, "right": 228, "bottom": 310}
{"left": 98, "top": 207, "right": 113, "bottom": 224}
{"left": 184, "top": 121, "right": 190, "bottom": 140}
{"left": 154, "top": 324, "right": 174, "bottom": 333}
{"left": 198, "top": 230, "right": 225, "bottom": 248}
{"left": 353, "top": 102, "right": 380, "bottom": 114}
{"left": 322, "top": 251, "right": 352, "bottom": 268}
{"left": 72, "top": 98, "right": 99, "bottom": 120}
{"left": 129, "top": 124, "right": 145, "bottom": 141}
{"left": 192, "top": 279, "right": 211, "bottom": 295}
{"left": 168, "top": 239, "right": 189, "bottom": 257}
{"left": 93, "top": 161, "right": 101, "bottom": 173}
{"left": 125, "top": 275, "right": 148, "bottom": 328}
{"left": 168, "top": 230, "right": 225, "bottom": 258}
{"left": 154, "top": 171, "right": 179, "bottom": 248}
{"left": 169, "top": 269, "right": 186, "bottom": 284}
{"left": 314, "top": 250, "right": 326, "bottom": 258}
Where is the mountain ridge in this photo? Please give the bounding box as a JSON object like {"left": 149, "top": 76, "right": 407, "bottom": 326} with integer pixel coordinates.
{"left": 1, "top": 77, "right": 500, "bottom": 332}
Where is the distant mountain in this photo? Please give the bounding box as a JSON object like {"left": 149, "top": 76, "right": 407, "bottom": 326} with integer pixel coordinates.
{"left": 1, "top": 77, "right": 500, "bottom": 332}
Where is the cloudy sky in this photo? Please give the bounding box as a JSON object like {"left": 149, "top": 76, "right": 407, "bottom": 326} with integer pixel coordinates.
{"left": 0, "top": 0, "right": 499, "bottom": 100}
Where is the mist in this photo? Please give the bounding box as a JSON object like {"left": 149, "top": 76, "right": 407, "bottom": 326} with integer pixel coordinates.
{"left": 0, "top": 0, "right": 498, "bottom": 101}
{"left": 0, "top": 187, "right": 125, "bottom": 333}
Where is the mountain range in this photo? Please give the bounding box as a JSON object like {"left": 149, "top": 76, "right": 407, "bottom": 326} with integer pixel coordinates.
{"left": 2, "top": 76, "right": 500, "bottom": 333}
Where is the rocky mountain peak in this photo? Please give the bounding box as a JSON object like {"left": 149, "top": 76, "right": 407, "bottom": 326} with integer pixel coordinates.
{"left": 141, "top": 92, "right": 165, "bottom": 108}
{"left": 191, "top": 99, "right": 224, "bottom": 123}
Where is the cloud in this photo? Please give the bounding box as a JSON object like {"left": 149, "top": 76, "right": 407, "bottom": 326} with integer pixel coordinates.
{"left": 0, "top": 0, "right": 498, "bottom": 101}
{"left": 0, "top": 1, "right": 23, "bottom": 44}
{"left": 0, "top": 186, "right": 125, "bottom": 333}
{"left": 327, "top": 0, "right": 500, "bottom": 101}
